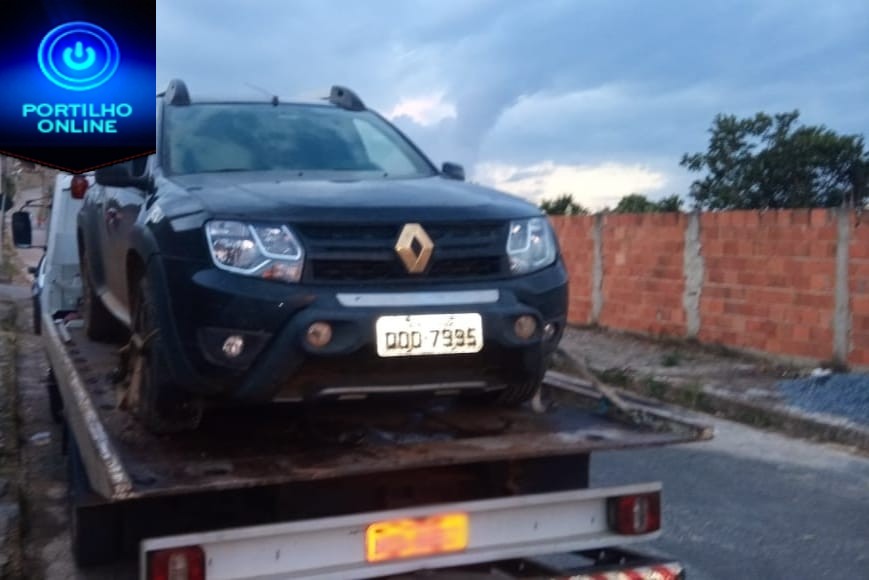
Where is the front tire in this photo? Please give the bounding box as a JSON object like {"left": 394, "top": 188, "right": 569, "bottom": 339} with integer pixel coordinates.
{"left": 492, "top": 380, "right": 541, "bottom": 406}
{"left": 130, "top": 276, "right": 202, "bottom": 434}
{"left": 80, "top": 250, "right": 126, "bottom": 342}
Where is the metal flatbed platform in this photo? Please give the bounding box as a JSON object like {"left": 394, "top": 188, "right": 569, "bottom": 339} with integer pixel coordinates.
{"left": 47, "top": 314, "right": 712, "bottom": 503}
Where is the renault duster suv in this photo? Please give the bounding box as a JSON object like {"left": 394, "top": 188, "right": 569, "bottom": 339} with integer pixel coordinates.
{"left": 77, "top": 80, "right": 568, "bottom": 433}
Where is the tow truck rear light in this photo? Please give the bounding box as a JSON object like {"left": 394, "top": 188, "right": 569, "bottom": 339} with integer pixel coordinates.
{"left": 147, "top": 546, "right": 205, "bottom": 580}
{"left": 70, "top": 175, "right": 88, "bottom": 199}
{"left": 607, "top": 492, "right": 661, "bottom": 535}
{"left": 560, "top": 562, "right": 683, "bottom": 579}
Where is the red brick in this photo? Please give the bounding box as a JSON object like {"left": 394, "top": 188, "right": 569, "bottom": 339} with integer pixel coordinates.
{"left": 810, "top": 209, "right": 831, "bottom": 226}
{"left": 790, "top": 210, "right": 811, "bottom": 226}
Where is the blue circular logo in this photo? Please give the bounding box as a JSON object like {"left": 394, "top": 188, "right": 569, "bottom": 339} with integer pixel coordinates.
{"left": 38, "top": 22, "right": 120, "bottom": 91}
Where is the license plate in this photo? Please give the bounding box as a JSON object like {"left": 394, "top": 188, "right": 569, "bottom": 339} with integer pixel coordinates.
{"left": 365, "top": 512, "right": 469, "bottom": 563}
{"left": 375, "top": 313, "right": 483, "bottom": 357}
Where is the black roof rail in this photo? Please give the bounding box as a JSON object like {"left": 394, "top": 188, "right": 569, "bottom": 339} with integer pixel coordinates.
{"left": 161, "top": 79, "right": 191, "bottom": 106}
{"left": 328, "top": 85, "right": 365, "bottom": 111}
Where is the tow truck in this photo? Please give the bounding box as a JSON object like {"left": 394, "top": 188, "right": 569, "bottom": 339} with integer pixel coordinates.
{"left": 11, "top": 171, "right": 712, "bottom": 579}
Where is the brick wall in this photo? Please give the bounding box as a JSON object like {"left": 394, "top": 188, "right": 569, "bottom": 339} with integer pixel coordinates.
{"left": 549, "top": 215, "right": 595, "bottom": 324}
{"left": 599, "top": 213, "right": 687, "bottom": 336}
{"left": 699, "top": 210, "right": 837, "bottom": 361}
{"left": 550, "top": 208, "right": 869, "bottom": 369}
{"left": 850, "top": 217, "right": 869, "bottom": 367}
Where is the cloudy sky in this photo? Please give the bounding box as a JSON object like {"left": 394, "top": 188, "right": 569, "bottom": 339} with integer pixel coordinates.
{"left": 156, "top": 0, "right": 869, "bottom": 210}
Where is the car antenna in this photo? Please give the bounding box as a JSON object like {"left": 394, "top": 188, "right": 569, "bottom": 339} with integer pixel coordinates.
{"left": 245, "top": 82, "right": 279, "bottom": 106}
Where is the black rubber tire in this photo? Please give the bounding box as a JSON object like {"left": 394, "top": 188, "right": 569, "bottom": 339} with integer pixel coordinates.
{"left": 490, "top": 380, "right": 541, "bottom": 406}
{"left": 46, "top": 369, "right": 63, "bottom": 424}
{"left": 32, "top": 255, "right": 43, "bottom": 335}
{"left": 80, "top": 250, "right": 125, "bottom": 342}
{"left": 32, "top": 292, "right": 41, "bottom": 335}
{"left": 132, "top": 276, "right": 202, "bottom": 434}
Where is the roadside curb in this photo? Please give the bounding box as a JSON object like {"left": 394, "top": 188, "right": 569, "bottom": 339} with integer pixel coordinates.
{"left": 552, "top": 349, "right": 869, "bottom": 454}
{"left": 623, "top": 376, "right": 869, "bottom": 452}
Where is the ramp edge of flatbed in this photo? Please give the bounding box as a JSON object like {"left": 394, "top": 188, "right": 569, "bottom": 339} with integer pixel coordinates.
{"left": 43, "top": 309, "right": 134, "bottom": 499}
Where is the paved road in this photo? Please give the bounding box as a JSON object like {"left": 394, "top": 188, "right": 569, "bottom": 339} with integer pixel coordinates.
{"left": 593, "top": 419, "right": 869, "bottom": 579}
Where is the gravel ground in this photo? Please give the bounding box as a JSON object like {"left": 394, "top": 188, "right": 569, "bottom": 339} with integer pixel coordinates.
{"left": 778, "top": 374, "right": 869, "bottom": 425}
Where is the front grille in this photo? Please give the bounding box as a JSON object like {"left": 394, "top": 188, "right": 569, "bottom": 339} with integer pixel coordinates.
{"left": 297, "top": 222, "right": 509, "bottom": 283}
{"left": 310, "top": 256, "right": 503, "bottom": 282}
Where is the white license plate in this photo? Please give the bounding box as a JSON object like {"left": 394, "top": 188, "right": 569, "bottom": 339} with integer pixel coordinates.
{"left": 376, "top": 313, "right": 483, "bottom": 357}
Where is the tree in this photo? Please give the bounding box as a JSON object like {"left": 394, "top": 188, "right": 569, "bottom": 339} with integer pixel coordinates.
{"left": 539, "top": 193, "right": 588, "bottom": 216}
{"left": 614, "top": 194, "right": 656, "bottom": 213}
{"left": 612, "top": 193, "right": 683, "bottom": 213}
{"left": 655, "top": 194, "right": 683, "bottom": 212}
{"left": 682, "top": 110, "right": 869, "bottom": 209}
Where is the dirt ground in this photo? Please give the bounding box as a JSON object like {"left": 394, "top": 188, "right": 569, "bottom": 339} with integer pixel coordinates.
{"left": 555, "top": 326, "right": 869, "bottom": 453}
{"left": 557, "top": 326, "right": 799, "bottom": 398}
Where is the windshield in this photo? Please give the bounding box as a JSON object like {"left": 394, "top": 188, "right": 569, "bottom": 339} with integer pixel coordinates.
{"left": 162, "top": 103, "right": 436, "bottom": 178}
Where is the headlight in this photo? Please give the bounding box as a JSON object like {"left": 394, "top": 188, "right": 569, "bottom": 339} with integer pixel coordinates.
{"left": 506, "top": 217, "right": 557, "bottom": 275}
{"left": 205, "top": 220, "right": 304, "bottom": 283}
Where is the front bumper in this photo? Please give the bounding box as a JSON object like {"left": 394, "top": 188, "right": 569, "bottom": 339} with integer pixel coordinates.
{"left": 151, "top": 256, "right": 568, "bottom": 402}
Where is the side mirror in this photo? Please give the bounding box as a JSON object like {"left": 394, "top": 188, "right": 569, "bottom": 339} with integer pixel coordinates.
{"left": 12, "top": 211, "right": 32, "bottom": 248}
{"left": 94, "top": 161, "right": 151, "bottom": 190}
{"left": 441, "top": 162, "right": 465, "bottom": 181}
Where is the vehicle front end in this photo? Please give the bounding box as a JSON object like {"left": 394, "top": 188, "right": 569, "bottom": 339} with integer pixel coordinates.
{"left": 153, "top": 209, "right": 567, "bottom": 404}
{"left": 145, "top": 96, "right": 568, "bottom": 407}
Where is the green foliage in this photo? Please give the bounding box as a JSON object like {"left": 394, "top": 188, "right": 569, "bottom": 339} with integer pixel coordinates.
{"left": 539, "top": 193, "right": 589, "bottom": 216}
{"left": 598, "top": 367, "right": 632, "bottom": 387}
{"left": 614, "top": 194, "right": 656, "bottom": 213}
{"left": 682, "top": 110, "right": 868, "bottom": 209}
{"left": 655, "top": 194, "right": 683, "bottom": 212}
{"left": 661, "top": 351, "right": 682, "bottom": 367}
{"left": 643, "top": 377, "right": 669, "bottom": 398}
{"left": 612, "top": 193, "right": 683, "bottom": 213}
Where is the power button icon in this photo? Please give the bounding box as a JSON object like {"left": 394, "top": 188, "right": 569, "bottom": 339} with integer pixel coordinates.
{"left": 38, "top": 22, "right": 120, "bottom": 91}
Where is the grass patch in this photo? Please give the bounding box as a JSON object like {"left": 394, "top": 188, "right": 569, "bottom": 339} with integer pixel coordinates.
{"left": 673, "top": 380, "right": 703, "bottom": 408}
{"left": 643, "top": 376, "right": 669, "bottom": 398}
{"left": 660, "top": 351, "right": 682, "bottom": 367}
{"left": 597, "top": 367, "right": 632, "bottom": 387}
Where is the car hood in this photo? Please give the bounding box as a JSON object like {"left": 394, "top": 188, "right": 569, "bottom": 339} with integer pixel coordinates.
{"left": 166, "top": 173, "right": 540, "bottom": 223}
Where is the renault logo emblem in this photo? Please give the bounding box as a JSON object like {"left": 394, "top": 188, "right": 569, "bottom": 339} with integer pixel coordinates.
{"left": 395, "top": 223, "right": 434, "bottom": 274}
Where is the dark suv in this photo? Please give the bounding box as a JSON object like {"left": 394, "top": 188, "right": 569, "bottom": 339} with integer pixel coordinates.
{"left": 77, "top": 80, "right": 568, "bottom": 433}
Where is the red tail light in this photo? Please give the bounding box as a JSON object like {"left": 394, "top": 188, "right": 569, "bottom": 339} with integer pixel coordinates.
{"left": 70, "top": 175, "right": 89, "bottom": 199}
{"left": 608, "top": 492, "right": 661, "bottom": 535}
{"left": 148, "top": 546, "right": 205, "bottom": 580}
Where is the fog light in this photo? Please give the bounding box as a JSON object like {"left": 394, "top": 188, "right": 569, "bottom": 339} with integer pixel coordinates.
{"left": 514, "top": 315, "right": 537, "bottom": 340}
{"left": 222, "top": 335, "right": 245, "bottom": 358}
{"left": 307, "top": 322, "right": 332, "bottom": 348}
{"left": 543, "top": 322, "right": 557, "bottom": 340}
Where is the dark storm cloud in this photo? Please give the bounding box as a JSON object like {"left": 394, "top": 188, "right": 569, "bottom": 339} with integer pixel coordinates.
{"left": 157, "top": 0, "right": 869, "bottom": 199}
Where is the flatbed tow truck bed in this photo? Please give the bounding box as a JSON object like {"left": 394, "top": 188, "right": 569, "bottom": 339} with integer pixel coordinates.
{"left": 27, "top": 173, "right": 712, "bottom": 580}
{"left": 52, "top": 320, "right": 710, "bottom": 501}
{"left": 43, "top": 308, "right": 711, "bottom": 579}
